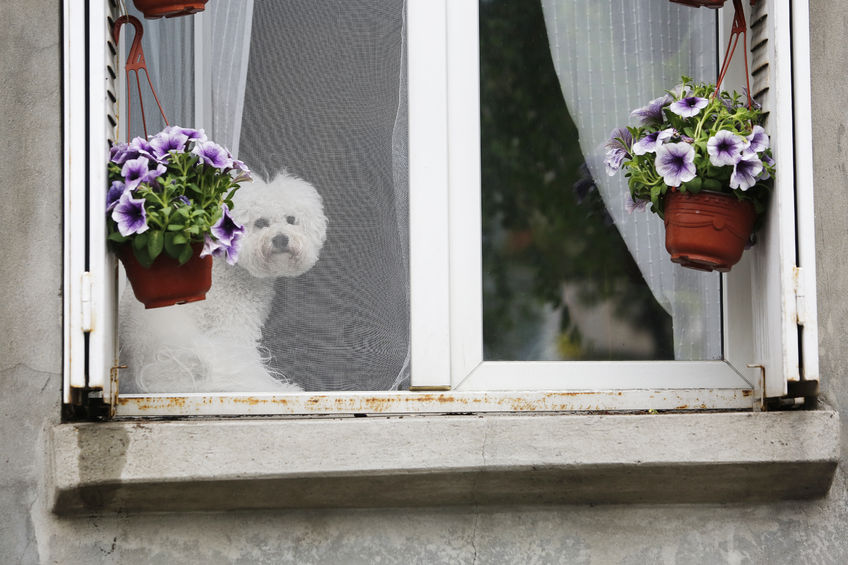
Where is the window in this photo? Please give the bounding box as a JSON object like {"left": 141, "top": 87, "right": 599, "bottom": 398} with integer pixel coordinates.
{"left": 63, "top": 0, "right": 819, "bottom": 417}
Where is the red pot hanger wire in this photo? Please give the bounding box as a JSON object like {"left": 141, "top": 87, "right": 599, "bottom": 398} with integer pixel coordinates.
{"left": 714, "top": 0, "right": 754, "bottom": 108}
{"left": 112, "top": 15, "right": 170, "bottom": 142}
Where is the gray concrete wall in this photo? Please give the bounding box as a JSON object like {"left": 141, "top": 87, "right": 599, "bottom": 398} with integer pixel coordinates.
{"left": 2, "top": 0, "right": 847, "bottom": 563}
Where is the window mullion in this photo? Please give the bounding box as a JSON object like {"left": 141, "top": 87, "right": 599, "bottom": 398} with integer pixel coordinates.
{"left": 408, "top": 0, "right": 452, "bottom": 389}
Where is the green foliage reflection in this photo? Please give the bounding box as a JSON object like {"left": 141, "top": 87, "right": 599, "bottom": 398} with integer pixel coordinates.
{"left": 480, "top": 0, "right": 674, "bottom": 360}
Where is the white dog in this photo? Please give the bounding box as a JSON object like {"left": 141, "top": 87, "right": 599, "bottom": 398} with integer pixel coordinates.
{"left": 118, "top": 172, "right": 328, "bottom": 394}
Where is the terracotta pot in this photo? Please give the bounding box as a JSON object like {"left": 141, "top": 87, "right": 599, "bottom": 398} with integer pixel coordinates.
{"left": 132, "top": 0, "right": 208, "bottom": 19}
{"left": 663, "top": 190, "right": 755, "bottom": 273}
{"left": 119, "top": 243, "right": 212, "bottom": 308}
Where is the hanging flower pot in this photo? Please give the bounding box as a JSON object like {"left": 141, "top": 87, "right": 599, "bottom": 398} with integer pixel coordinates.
{"left": 119, "top": 243, "right": 212, "bottom": 308}
{"left": 107, "top": 126, "right": 253, "bottom": 308}
{"left": 604, "top": 77, "right": 773, "bottom": 273}
{"left": 132, "top": 0, "right": 208, "bottom": 19}
{"left": 663, "top": 190, "right": 755, "bottom": 272}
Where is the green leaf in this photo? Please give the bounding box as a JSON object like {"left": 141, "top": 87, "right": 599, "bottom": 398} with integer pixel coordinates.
{"left": 177, "top": 243, "right": 194, "bottom": 265}
{"left": 132, "top": 231, "right": 149, "bottom": 251}
{"left": 172, "top": 233, "right": 187, "bottom": 244}
{"left": 703, "top": 178, "right": 722, "bottom": 191}
{"left": 134, "top": 247, "right": 154, "bottom": 269}
{"left": 167, "top": 224, "right": 185, "bottom": 231}
{"left": 162, "top": 232, "right": 177, "bottom": 257}
{"left": 107, "top": 231, "right": 128, "bottom": 243}
{"left": 147, "top": 230, "right": 164, "bottom": 260}
{"left": 682, "top": 177, "right": 703, "bottom": 193}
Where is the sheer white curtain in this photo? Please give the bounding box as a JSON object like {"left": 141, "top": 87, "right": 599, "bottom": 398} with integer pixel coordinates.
{"left": 126, "top": 1, "right": 253, "bottom": 158}
{"left": 540, "top": 0, "right": 722, "bottom": 359}
{"left": 124, "top": 7, "right": 194, "bottom": 140}
{"left": 194, "top": 1, "right": 254, "bottom": 158}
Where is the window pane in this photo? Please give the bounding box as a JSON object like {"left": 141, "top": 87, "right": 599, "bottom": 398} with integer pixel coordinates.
{"left": 119, "top": 1, "right": 409, "bottom": 393}
{"left": 480, "top": 0, "right": 720, "bottom": 361}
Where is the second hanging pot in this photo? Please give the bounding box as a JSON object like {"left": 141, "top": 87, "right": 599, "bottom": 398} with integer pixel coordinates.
{"left": 132, "top": 0, "right": 208, "bottom": 19}
{"left": 663, "top": 190, "right": 755, "bottom": 273}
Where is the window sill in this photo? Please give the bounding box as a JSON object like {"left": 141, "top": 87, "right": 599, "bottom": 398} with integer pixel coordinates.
{"left": 50, "top": 409, "right": 839, "bottom": 514}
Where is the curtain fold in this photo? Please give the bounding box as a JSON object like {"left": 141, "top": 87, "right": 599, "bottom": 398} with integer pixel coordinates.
{"left": 194, "top": 1, "right": 255, "bottom": 158}
{"left": 126, "top": 1, "right": 253, "bottom": 158}
{"left": 540, "top": 0, "right": 722, "bottom": 359}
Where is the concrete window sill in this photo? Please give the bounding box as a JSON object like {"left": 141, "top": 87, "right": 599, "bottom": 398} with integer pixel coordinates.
{"left": 50, "top": 410, "right": 839, "bottom": 514}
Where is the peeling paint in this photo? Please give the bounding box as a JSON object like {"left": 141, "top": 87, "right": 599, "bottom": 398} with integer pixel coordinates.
{"left": 115, "top": 388, "right": 754, "bottom": 417}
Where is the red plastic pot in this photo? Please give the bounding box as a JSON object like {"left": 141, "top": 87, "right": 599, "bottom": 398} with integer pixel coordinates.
{"left": 119, "top": 243, "right": 212, "bottom": 308}
{"left": 663, "top": 190, "right": 755, "bottom": 273}
{"left": 132, "top": 0, "right": 208, "bottom": 19}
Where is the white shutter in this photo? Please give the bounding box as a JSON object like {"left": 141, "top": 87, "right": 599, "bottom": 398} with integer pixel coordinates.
{"left": 62, "top": 0, "right": 119, "bottom": 414}
{"left": 746, "top": 0, "right": 819, "bottom": 401}
{"left": 62, "top": 0, "right": 87, "bottom": 406}
{"left": 88, "top": 0, "right": 121, "bottom": 409}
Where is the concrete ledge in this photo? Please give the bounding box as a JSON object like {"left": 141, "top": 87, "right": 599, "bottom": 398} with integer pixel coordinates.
{"left": 50, "top": 410, "right": 840, "bottom": 513}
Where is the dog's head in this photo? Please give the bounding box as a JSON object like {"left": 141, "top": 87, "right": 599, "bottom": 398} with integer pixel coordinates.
{"left": 231, "top": 172, "right": 328, "bottom": 279}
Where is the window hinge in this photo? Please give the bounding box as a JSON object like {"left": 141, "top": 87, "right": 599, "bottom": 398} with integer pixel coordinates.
{"left": 81, "top": 272, "right": 93, "bottom": 333}
{"left": 793, "top": 266, "right": 807, "bottom": 326}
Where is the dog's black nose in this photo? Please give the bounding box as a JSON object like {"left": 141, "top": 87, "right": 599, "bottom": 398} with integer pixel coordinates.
{"left": 272, "top": 234, "right": 289, "bottom": 250}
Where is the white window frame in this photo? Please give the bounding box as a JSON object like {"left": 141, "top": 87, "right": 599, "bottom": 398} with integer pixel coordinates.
{"left": 63, "top": 0, "right": 818, "bottom": 418}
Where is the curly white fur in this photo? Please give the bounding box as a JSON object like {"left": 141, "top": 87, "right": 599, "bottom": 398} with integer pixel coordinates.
{"left": 119, "top": 172, "right": 328, "bottom": 393}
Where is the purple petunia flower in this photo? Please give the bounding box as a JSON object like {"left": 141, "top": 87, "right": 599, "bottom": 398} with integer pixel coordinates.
{"left": 730, "top": 151, "right": 764, "bottom": 191}
{"left": 192, "top": 141, "right": 233, "bottom": 170}
{"left": 632, "top": 128, "right": 674, "bottom": 156}
{"left": 163, "top": 125, "right": 207, "bottom": 143}
{"left": 128, "top": 137, "right": 157, "bottom": 161}
{"left": 121, "top": 156, "right": 166, "bottom": 191}
{"left": 109, "top": 142, "right": 138, "bottom": 165}
{"left": 630, "top": 95, "right": 671, "bottom": 126}
{"left": 707, "top": 130, "right": 746, "bottom": 166}
{"left": 177, "top": 195, "right": 192, "bottom": 206}
{"left": 758, "top": 153, "right": 775, "bottom": 181}
{"left": 200, "top": 235, "right": 222, "bottom": 261}
{"left": 669, "top": 96, "right": 709, "bottom": 118}
{"left": 111, "top": 191, "right": 149, "bottom": 236}
{"left": 230, "top": 159, "right": 253, "bottom": 183}
{"left": 210, "top": 204, "right": 245, "bottom": 246}
{"left": 625, "top": 193, "right": 648, "bottom": 214}
{"left": 122, "top": 156, "right": 152, "bottom": 190}
{"left": 747, "top": 125, "right": 769, "bottom": 153}
{"left": 655, "top": 142, "right": 697, "bottom": 187}
{"left": 603, "top": 128, "right": 633, "bottom": 176}
{"left": 200, "top": 232, "right": 243, "bottom": 266}
{"left": 150, "top": 130, "right": 190, "bottom": 161}
{"left": 106, "top": 180, "right": 127, "bottom": 212}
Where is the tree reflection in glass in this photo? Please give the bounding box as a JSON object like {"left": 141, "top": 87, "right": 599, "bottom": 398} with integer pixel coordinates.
{"left": 480, "top": 0, "right": 674, "bottom": 361}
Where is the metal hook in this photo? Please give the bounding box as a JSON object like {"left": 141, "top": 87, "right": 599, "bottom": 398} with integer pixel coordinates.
{"left": 112, "top": 15, "right": 169, "bottom": 141}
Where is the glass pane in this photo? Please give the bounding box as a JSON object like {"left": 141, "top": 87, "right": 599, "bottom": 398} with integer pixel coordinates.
{"left": 480, "top": 0, "right": 720, "bottom": 361}
{"left": 118, "top": 1, "right": 409, "bottom": 394}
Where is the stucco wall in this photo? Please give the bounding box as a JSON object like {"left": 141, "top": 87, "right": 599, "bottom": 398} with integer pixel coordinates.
{"left": 1, "top": 0, "right": 847, "bottom": 563}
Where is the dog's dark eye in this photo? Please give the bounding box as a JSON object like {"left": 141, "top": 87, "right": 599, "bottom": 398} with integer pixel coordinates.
{"left": 286, "top": 215, "right": 297, "bottom": 225}
{"left": 254, "top": 218, "right": 270, "bottom": 229}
